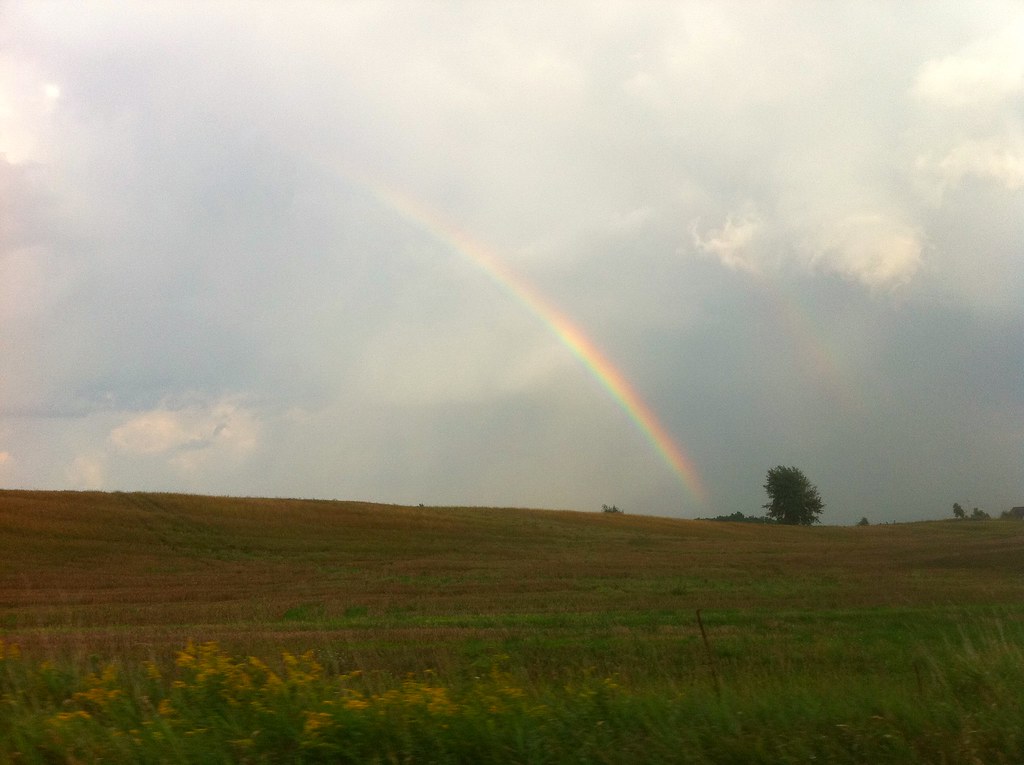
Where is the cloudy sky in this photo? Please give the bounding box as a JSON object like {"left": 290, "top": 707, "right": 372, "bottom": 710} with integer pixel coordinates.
{"left": 2, "top": 2, "right": 1022, "bottom": 523}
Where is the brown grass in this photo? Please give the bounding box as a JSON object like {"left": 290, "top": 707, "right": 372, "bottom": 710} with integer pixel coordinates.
{"left": 2, "top": 489, "right": 1023, "bottom": 661}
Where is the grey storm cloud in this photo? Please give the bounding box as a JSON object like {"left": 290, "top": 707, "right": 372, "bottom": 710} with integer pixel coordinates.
{"left": 1, "top": 1, "right": 1021, "bottom": 522}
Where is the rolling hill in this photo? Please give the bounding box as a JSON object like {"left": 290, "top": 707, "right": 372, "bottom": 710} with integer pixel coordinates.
{"left": 3, "top": 489, "right": 1023, "bottom": 659}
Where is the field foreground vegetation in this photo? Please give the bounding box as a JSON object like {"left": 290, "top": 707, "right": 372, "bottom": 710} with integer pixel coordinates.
{"left": 2, "top": 490, "right": 1024, "bottom": 763}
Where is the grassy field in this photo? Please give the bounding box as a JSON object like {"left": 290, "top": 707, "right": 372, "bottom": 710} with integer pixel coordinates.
{"left": 2, "top": 489, "right": 1024, "bottom": 762}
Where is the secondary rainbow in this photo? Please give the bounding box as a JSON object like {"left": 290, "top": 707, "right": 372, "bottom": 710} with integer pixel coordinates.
{"left": 368, "top": 182, "right": 709, "bottom": 506}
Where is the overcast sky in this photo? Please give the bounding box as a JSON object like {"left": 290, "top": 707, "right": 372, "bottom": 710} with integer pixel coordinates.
{"left": 2, "top": 2, "right": 1022, "bottom": 523}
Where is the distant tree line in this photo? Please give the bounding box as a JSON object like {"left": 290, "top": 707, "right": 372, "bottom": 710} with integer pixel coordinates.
{"left": 598, "top": 470, "right": 1020, "bottom": 527}
{"left": 951, "top": 502, "right": 991, "bottom": 520}
{"left": 698, "top": 511, "right": 775, "bottom": 524}
{"left": 950, "top": 502, "right": 1024, "bottom": 521}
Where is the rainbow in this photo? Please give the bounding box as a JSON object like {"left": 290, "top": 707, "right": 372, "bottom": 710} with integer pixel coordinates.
{"left": 365, "top": 182, "right": 709, "bottom": 506}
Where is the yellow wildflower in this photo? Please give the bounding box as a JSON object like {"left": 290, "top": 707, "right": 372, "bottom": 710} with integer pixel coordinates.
{"left": 261, "top": 671, "right": 284, "bottom": 691}
{"left": 397, "top": 680, "right": 457, "bottom": 716}
{"left": 489, "top": 667, "right": 526, "bottom": 698}
{"left": 143, "top": 660, "right": 162, "bottom": 680}
{"left": 73, "top": 664, "right": 124, "bottom": 708}
{"left": 51, "top": 710, "right": 92, "bottom": 723}
{"left": 74, "top": 685, "right": 122, "bottom": 706}
{"left": 282, "top": 650, "right": 323, "bottom": 685}
{"left": 175, "top": 641, "right": 197, "bottom": 668}
{"left": 302, "top": 711, "right": 334, "bottom": 735}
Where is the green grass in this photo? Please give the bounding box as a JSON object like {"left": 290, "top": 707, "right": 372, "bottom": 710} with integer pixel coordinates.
{"left": 2, "top": 489, "right": 1024, "bottom": 762}
{"left": 2, "top": 625, "right": 1023, "bottom": 763}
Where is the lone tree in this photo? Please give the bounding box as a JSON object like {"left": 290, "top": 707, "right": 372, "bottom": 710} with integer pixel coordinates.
{"left": 762, "top": 465, "right": 825, "bottom": 525}
{"left": 952, "top": 502, "right": 965, "bottom": 519}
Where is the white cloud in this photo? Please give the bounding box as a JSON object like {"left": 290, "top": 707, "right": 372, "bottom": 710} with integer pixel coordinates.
{"left": 110, "top": 411, "right": 193, "bottom": 455}
{"left": 693, "top": 210, "right": 923, "bottom": 290}
{"left": 911, "top": 19, "right": 1024, "bottom": 197}
{"left": 109, "top": 397, "right": 261, "bottom": 472}
{"left": 691, "top": 210, "right": 766, "bottom": 275}
{"left": 921, "top": 136, "right": 1024, "bottom": 192}
{"left": 816, "top": 215, "right": 924, "bottom": 289}
{"left": 913, "top": 21, "right": 1024, "bottom": 108}
{"left": 0, "top": 451, "right": 11, "bottom": 465}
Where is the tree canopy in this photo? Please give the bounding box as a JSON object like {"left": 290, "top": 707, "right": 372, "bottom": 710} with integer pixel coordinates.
{"left": 762, "top": 466, "right": 825, "bottom": 526}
